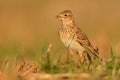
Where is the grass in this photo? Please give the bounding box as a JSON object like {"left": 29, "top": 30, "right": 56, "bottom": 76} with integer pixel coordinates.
{"left": 0, "top": 42, "right": 120, "bottom": 80}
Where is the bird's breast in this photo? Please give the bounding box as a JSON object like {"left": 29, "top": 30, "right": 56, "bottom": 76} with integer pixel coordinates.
{"left": 59, "top": 29, "right": 85, "bottom": 52}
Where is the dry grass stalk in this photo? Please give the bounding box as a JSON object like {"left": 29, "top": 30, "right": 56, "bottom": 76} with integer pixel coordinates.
{"left": 46, "top": 44, "right": 53, "bottom": 57}
{"left": 15, "top": 57, "right": 39, "bottom": 78}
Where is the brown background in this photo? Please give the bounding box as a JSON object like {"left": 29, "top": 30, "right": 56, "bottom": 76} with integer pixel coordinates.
{"left": 0, "top": 0, "right": 120, "bottom": 47}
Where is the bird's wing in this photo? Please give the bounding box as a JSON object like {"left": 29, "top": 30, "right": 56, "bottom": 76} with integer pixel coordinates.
{"left": 73, "top": 27, "right": 99, "bottom": 57}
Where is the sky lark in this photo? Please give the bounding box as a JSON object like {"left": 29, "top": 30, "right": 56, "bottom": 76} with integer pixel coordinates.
{"left": 57, "top": 10, "right": 103, "bottom": 64}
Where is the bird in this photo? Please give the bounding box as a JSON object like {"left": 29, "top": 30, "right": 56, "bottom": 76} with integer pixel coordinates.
{"left": 56, "top": 10, "right": 104, "bottom": 64}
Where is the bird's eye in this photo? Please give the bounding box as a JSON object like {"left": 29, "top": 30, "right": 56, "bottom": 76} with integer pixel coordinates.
{"left": 64, "top": 14, "right": 67, "bottom": 16}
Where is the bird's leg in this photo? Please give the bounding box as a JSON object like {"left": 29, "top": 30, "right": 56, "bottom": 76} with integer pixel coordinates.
{"left": 77, "top": 50, "right": 83, "bottom": 63}
{"left": 74, "top": 50, "right": 84, "bottom": 66}
{"left": 82, "top": 51, "right": 92, "bottom": 70}
{"left": 82, "top": 53, "right": 87, "bottom": 64}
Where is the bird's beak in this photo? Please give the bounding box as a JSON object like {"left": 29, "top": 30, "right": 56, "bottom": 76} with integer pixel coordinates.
{"left": 56, "top": 15, "right": 61, "bottom": 19}
{"left": 56, "top": 15, "right": 60, "bottom": 18}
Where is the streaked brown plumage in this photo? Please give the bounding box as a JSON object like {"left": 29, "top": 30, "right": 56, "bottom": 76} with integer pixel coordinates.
{"left": 57, "top": 10, "right": 103, "bottom": 63}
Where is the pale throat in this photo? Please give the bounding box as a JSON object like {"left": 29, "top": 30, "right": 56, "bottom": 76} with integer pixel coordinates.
{"left": 62, "top": 19, "right": 75, "bottom": 28}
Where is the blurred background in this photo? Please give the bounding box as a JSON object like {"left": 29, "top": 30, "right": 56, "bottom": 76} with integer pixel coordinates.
{"left": 0, "top": 0, "right": 120, "bottom": 54}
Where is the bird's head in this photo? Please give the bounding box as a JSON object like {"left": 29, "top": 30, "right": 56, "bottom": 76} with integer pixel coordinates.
{"left": 56, "top": 10, "right": 74, "bottom": 25}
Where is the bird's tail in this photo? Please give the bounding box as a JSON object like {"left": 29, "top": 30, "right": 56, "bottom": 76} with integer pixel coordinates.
{"left": 87, "top": 46, "right": 106, "bottom": 65}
